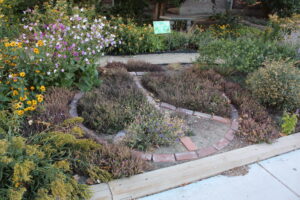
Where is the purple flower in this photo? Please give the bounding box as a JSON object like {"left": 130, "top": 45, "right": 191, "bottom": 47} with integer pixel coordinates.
{"left": 59, "top": 23, "right": 65, "bottom": 30}
{"left": 55, "top": 45, "right": 62, "bottom": 50}
{"left": 73, "top": 52, "right": 79, "bottom": 57}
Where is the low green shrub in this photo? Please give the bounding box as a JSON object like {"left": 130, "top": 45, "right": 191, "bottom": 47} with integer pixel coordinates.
{"left": 246, "top": 60, "right": 300, "bottom": 111}
{"left": 198, "top": 38, "right": 297, "bottom": 75}
{"left": 281, "top": 112, "right": 298, "bottom": 135}
{"left": 142, "top": 68, "right": 231, "bottom": 117}
{"left": 78, "top": 68, "right": 147, "bottom": 134}
{"left": 124, "top": 105, "right": 187, "bottom": 151}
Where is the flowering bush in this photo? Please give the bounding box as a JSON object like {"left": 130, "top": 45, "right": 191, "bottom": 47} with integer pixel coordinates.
{"left": 0, "top": 2, "right": 117, "bottom": 112}
{"left": 0, "top": 40, "right": 46, "bottom": 114}
{"left": 107, "top": 17, "right": 165, "bottom": 55}
{"left": 20, "top": 5, "right": 117, "bottom": 91}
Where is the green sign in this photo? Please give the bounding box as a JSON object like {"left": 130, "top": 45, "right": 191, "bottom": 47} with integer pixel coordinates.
{"left": 153, "top": 21, "right": 171, "bottom": 34}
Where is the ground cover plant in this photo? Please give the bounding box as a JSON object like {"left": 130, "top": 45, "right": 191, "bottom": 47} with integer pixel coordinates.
{"left": 197, "top": 37, "right": 297, "bottom": 75}
{"left": 78, "top": 67, "right": 147, "bottom": 134}
{"left": 142, "top": 68, "right": 231, "bottom": 118}
{"left": 79, "top": 64, "right": 188, "bottom": 151}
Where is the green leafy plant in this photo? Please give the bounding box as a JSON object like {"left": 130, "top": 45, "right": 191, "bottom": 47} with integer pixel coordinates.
{"left": 198, "top": 37, "right": 297, "bottom": 75}
{"left": 125, "top": 105, "right": 187, "bottom": 151}
{"left": 246, "top": 60, "right": 300, "bottom": 111}
{"left": 281, "top": 112, "right": 298, "bottom": 135}
{"left": 78, "top": 68, "right": 147, "bottom": 134}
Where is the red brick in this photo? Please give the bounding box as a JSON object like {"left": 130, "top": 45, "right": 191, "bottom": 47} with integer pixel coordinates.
{"left": 213, "top": 138, "right": 230, "bottom": 150}
{"left": 196, "top": 147, "right": 217, "bottom": 158}
{"left": 160, "top": 102, "right": 176, "bottom": 110}
{"left": 225, "top": 129, "right": 235, "bottom": 141}
{"left": 212, "top": 116, "right": 231, "bottom": 124}
{"left": 175, "top": 152, "right": 198, "bottom": 161}
{"left": 153, "top": 154, "right": 175, "bottom": 162}
{"left": 231, "top": 120, "right": 239, "bottom": 131}
{"left": 193, "top": 111, "right": 212, "bottom": 119}
{"left": 176, "top": 108, "right": 194, "bottom": 115}
{"left": 180, "top": 137, "right": 198, "bottom": 151}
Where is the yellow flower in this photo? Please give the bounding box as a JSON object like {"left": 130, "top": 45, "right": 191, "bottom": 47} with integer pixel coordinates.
{"left": 12, "top": 90, "right": 19, "bottom": 96}
{"left": 20, "top": 72, "right": 26, "bottom": 77}
{"left": 4, "top": 42, "right": 10, "bottom": 47}
{"left": 26, "top": 100, "right": 32, "bottom": 105}
{"left": 32, "top": 100, "right": 37, "bottom": 105}
{"left": 37, "top": 97, "right": 43, "bottom": 103}
{"left": 33, "top": 48, "right": 39, "bottom": 54}
{"left": 0, "top": 0, "right": 4, "bottom": 4}
{"left": 30, "top": 86, "right": 35, "bottom": 90}
{"left": 17, "top": 42, "right": 22, "bottom": 48}
{"left": 37, "top": 40, "right": 44, "bottom": 47}
{"left": 24, "top": 107, "right": 31, "bottom": 112}
{"left": 28, "top": 106, "right": 36, "bottom": 111}
{"left": 13, "top": 102, "right": 22, "bottom": 109}
{"left": 40, "top": 85, "right": 46, "bottom": 92}
{"left": 35, "top": 70, "right": 40, "bottom": 73}
{"left": 10, "top": 41, "right": 17, "bottom": 47}
{"left": 16, "top": 110, "right": 24, "bottom": 116}
{"left": 19, "top": 96, "right": 27, "bottom": 101}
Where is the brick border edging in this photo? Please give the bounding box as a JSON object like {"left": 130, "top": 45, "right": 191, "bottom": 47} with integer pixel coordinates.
{"left": 69, "top": 71, "right": 239, "bottom": 163}
{"left": 131, "top": 72, "right": 239, "bottom": 162}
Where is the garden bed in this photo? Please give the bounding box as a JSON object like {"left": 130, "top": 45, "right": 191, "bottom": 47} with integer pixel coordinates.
{"left": 74, "top": 61, "right": 300, "bottom": 167}
{"left": 72, "top": 62, "right": 242, "bottom": 164}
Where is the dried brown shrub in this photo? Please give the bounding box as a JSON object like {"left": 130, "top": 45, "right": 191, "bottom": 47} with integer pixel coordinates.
{"left": 224, "top": 80, "right": 279, "bottom": 143}
{"left": 90, "top": 144, "right": 150, "bottom": 178}
{"left": 142, "top": 68, "right": 231, "bottom": 117}
{"left": 102, "top": 61, "right": 164, "bottom": 72}
{"left": 22, "top": 87, "right": 75, "bottom": 135}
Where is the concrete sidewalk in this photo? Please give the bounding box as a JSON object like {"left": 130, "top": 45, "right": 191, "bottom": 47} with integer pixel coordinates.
{"left": 140, "top": 149, "right": 300, "bottom": 200}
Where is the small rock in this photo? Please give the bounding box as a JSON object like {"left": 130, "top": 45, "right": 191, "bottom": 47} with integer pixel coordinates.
{"left": 113, "top": 130, "right": 127, "bottom": 144}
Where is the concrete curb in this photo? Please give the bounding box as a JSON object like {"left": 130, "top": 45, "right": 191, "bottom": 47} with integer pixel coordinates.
{"left": 97, "top": 53, "right": 199, "bottom": 67}
{"left": 90, "top": 132, "right": 300, "bottom": 200}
